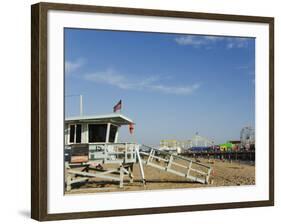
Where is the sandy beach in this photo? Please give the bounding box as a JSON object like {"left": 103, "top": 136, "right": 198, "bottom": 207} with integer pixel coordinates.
{"left": 65, "top": 158, "right": 255, "bottom": 195}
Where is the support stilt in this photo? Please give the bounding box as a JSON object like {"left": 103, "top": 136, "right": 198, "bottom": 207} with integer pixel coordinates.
{"left": 136, "top": 148, "right": 146, "bottom": 184}
{"left": 119, "top": 165, "right": 124, "bottom": 188}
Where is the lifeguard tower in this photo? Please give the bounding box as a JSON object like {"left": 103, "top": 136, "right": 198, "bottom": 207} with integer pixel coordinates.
{"left": 64, "top": 113, "right": 213, "bottom": 192}
{"left": 64, "top": 113, "right": 145, "bottom": 191}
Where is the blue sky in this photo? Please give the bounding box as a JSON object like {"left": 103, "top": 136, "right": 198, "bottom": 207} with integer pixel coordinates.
{"left": 64, "top": 28, "right": 255, "bottom": 145}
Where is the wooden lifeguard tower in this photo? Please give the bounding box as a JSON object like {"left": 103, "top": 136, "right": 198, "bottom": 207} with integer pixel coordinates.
{"left": 64, "top": 113, "right": 145, "bottom": 191}
{"left": 64, "top": 113, "right": 213, "bottom": 192}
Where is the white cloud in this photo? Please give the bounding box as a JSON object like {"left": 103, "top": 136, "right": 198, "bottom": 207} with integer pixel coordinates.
{"left": 174, "top": 36, "right": 207, "bottom": 47}
{"left": 84, "top": 69, "right": 200, "bottom": 95}
{"left": 65, "top": 58, "right": 85, "bottom": 74}
{"left": 203, "top": 36, "right": 224, "bottom": 41}
{"left": 148, "top": 83, "right": 200, "bottom": 95}
{"left": 84, "top": 69, "right": 136, "bottom": 90}
{"left": 174, "top": 35, "right": 250, "bottom": 49}
{"left": 226, "top": 38, "right": 249, "bottom": 49}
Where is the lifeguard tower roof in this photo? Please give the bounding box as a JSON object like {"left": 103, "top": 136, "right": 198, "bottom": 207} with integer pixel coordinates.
{"left": 65, "top": 113, "right": 134, "bottom": 126}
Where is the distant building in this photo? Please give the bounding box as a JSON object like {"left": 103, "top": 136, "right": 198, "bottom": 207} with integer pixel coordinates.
{"left": 189, "top": 133, "right": 214, "bottom": 151}
{"left": 219, "top": 142, "right": 233, "bottom": 151}
{"left": 159, "top": 140, "right": 183, "bottom": 154}
{"left": 160, "top": 133, "right": 215, "bottom": 153}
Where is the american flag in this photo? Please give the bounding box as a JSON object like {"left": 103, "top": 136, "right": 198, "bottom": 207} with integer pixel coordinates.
{"left": 113, "top": 100, "right": 122, "bottom": 112}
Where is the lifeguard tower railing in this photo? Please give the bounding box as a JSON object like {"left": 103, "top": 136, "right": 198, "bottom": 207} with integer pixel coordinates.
{"left": 88, "top": 143, "right": 137, "bottom": 164}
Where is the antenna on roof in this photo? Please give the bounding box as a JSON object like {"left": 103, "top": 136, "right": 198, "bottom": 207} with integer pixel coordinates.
{"left": 79, "top": 94, "right": 83, "bottom": 116}
{"left": 65, "top": 94, "right": 83, "bottom": 116}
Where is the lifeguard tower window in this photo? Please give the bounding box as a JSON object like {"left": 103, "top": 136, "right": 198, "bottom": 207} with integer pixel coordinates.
{"left": 69, "top": 124, "right": 82, "bottom": 143}
{"left": 70, "top": 125, "right": 75, "bottom": 143}
{"left": 76, "top": 124, "right": 81, "bottom": 143}
{"left": 88, "top": 124, "right": 107, "bottom": 143}
{"left": 109, "top": 125, "right": 118, "bottom": 143}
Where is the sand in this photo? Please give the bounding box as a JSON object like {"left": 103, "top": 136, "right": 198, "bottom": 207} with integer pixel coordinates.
{"left": 65, "top": 158, "right": 255, "bottom": 195}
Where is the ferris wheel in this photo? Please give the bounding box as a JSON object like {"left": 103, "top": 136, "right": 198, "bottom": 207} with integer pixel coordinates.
{"left": 240, "top": 126, "right": 255, "bottom": 147}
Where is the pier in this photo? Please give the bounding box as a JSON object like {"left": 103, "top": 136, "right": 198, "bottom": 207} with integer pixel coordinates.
{"left": 181, "top": 151, "right": 255, "bottom": 162}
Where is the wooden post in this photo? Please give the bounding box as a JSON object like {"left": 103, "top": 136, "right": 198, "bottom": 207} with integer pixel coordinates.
{"left": 129, "top": 164, "right": 134, "bottom": 183}
{"left": 166, "top": 155, "right": 173, "bottom": 170}
{"left": 66, "top": 172, "right": 72, "bottom": 191}
{"left": 187, "top": 161, "right": 192, "bottom": 176}
{"left": 147, "top": 148, "right": 154, "bottom": 164}
{"left": 105, "top": 123, "right": 111, "bottom": 143}
{"left": 206, "top": 168, "right": 212, "bottom": 184}
{"left": 114, "top": 127, "right": 119, "bottom": 143}
{"left": 136, "top": 147, "right": 146, "bottom": 184}
{"left": 119, "top": 165, "right": 124, "bottom": 188}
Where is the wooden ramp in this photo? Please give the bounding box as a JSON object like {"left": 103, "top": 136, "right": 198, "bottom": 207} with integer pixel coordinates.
{"left": 140, "top": 145, "right": 212, "bottom": 184}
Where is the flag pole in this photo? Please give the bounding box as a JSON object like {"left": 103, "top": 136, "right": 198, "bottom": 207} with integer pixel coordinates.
{"left": 120, "top": 100, "right": 122, "bottom": 114}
